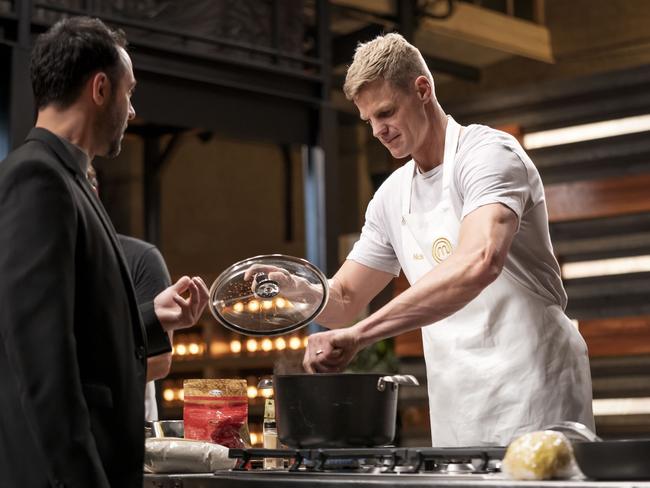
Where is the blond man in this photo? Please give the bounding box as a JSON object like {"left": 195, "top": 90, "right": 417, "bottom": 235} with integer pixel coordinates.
{"left": 303, "top": 33, "right": 594, "bottom": 446}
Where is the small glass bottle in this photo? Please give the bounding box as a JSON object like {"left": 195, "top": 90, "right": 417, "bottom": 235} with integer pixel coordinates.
{"left": 263, "top": 399, "right": 284, "bottom": 469}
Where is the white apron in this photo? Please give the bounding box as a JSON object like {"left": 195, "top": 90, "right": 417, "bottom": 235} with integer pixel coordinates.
{"left": 399, "top": 116, "right": 594, "bottom": 447}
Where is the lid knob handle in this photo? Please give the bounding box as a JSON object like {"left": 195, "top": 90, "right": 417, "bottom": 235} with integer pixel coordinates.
{"left": 253, "top": 272, "right": 280, "bottom": 299}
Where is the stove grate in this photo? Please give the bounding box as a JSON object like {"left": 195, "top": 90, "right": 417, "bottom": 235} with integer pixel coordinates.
{"left": 228, "top": 446, "right": 506, "bottom": 474}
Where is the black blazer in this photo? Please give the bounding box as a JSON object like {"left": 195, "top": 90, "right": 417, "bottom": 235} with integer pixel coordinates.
{"left": 0, "top": 128, "right": 168, "bottom": 488}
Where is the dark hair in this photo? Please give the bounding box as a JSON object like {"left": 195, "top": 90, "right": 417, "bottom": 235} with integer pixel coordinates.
{"left": 30, "top": 16, "right": 127, "bottom": 110}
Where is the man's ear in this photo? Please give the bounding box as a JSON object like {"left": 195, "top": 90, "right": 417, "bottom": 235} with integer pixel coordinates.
{"left": 414, "top": 75, "right": 432, "bottom": 103}
{"left": 90, "top": 72, "right": 110, "bottom": 106}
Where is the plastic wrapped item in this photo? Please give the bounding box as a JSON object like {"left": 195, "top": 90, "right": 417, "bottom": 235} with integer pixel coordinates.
{"left": 183, "top": 379, "right": 251, "bottom": 449}
{"left": 502, "top": 430, "right": 583, "bottom": 480}
{"left": 144, "top": 438, "right": 236, "bottom": 473}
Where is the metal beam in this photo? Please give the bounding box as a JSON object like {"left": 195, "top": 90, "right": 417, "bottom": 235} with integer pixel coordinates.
{"left": 143, "top": 135, "right": 161, "bottom": 247}
{"left": 15, "top": 0, "right": 31, "bottom": 48}
{"left": 6, "top": 0, "right": 33, "bottom": 150}
{"left": 8, "top": 45, "right": 33, "bottom": 150}
{"left": 142, "top": 131, "right": 181, "bottom": 248}
{"left": 316, "top": 0, "right": 340, "bottom": 276}
{"left": 133, "top": 71, "right": 313, "bottom": 145}
{"left": 397, "top": 0, "right": 417, "bottom": 42}
{"left": 281, "top": 144, "right": 294, "bottom": 242}
{"left": 0, "top": 45, "right": 9, "bottom": 159}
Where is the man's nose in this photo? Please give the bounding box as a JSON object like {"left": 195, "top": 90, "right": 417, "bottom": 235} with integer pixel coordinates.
{"left": 372, "top": 121, "right": 387, "bottom": 139}
{"left": 128, "top": 102, "right": 136, "bottom": 121}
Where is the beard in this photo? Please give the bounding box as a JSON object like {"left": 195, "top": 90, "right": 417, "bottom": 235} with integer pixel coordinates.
{"left": 97, "top": 96, "right": 127, "bottom": 158}
{"left": 105, "top": 131, "right": 123, "bottom": 159}
{"left": 105, "top": 111, "right": 126, "bottom": 158}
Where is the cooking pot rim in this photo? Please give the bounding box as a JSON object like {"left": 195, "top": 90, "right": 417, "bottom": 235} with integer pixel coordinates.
{"left": 574, "top": 438, "right": 650, "bottom": 445}
{"left": 273, "top": 372, "right": 394, "bottom": 377}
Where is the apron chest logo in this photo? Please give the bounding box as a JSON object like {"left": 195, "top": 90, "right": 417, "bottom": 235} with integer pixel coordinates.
{"left": 432, "top": 237, "right": 452, "bottom": 263}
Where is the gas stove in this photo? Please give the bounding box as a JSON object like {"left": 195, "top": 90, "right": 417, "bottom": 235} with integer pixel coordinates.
{"left": 144, "top": 446, "right": 509, "bottom": 488}
{"left": 229, "top": 446, "right": 506, "bottom": 477}
{"left": 144, "top": 446, "right": 650, "bottom": 488}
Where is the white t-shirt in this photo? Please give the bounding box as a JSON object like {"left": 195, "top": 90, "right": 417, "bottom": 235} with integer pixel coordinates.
{"left": 347, "top": 123, "right": 567, "bottom": 308}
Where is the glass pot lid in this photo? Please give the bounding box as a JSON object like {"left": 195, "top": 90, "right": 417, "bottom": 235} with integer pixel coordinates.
{"left": 209, "top": 254, "right": 329, "bottom": 336}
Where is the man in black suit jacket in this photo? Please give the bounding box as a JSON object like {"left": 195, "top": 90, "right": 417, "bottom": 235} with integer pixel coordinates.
{"left": 0, "top": 17, "right": 209, "bottom": 488}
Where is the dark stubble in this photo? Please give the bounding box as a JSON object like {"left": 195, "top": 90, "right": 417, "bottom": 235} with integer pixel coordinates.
{"left": 104, "top": 96, "right": 126, "bottom": 158}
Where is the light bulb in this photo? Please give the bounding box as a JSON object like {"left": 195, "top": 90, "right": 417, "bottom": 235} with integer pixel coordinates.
{"left": 246, "top": 339, "right": 258, "bottom": 352}
{"left": 274, "top": 337, "right": 286, "bottom": 350}
{"left": 230, "top": 340, "right": 242, "bottom": 354}
{"left": 261, "top": 338, "right": 273, "bottom": 352}
{"left": 210, "top": 341, "right": 223, "bottom": 356}
{"left": 289, "top": 337, "right": 301, "bottom": 350}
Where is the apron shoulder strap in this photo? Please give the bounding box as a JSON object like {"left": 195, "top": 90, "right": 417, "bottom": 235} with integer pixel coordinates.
{"left": 441, "top": 116, "right": 461, "bottom": 200}
{"left": 401, "top": 159, "right": 416, "bottom": 216}
{"left": 401, "top": 116, "right": 462, "bottom": 217}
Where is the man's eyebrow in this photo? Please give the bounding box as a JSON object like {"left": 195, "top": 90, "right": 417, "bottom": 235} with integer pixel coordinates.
{"left": 359, "top": 103, "right": 392, "bottom": 121}
{"left": 375, "top": 103, "right": 393, "bottom": 113}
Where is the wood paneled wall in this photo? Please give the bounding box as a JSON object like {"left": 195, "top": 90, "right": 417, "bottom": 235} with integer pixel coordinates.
{"left": 545, "top": 174, "right": 650, "bottom": 223}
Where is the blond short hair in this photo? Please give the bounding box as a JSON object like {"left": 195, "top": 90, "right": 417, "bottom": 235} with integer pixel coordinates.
{"left": 343, "top": 32, "right": 433, "bottom": 100}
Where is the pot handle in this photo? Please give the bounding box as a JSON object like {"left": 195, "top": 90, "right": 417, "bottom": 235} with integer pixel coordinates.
{"left": 258, "top": 378, "right": 273, "bottom": 390}
{"left": 541, "top": 421, "right": 601, "bottom": 442}
{"left": 377, "top": 374, "right": 419, "bottom": 391}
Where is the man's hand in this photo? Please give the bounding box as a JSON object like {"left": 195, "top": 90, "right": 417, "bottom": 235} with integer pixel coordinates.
{"left": 154, "top": 276, "right": 209, "bottom": 332}
{"left": 243, "top": 264, "right": 322, "bottom": 302}
{"left": 302, "top": 327, "right": 362, "bottom": 373}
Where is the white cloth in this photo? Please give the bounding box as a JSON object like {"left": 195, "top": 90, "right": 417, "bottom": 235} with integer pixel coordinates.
{"left": 348, "top": 123, "right": 566, "bottom": 307}
{"left": 144, "top": 381, "right": 158, "bottom": 422}
{"left": 349, "top": 116, "right": 594, "bottom": 446}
